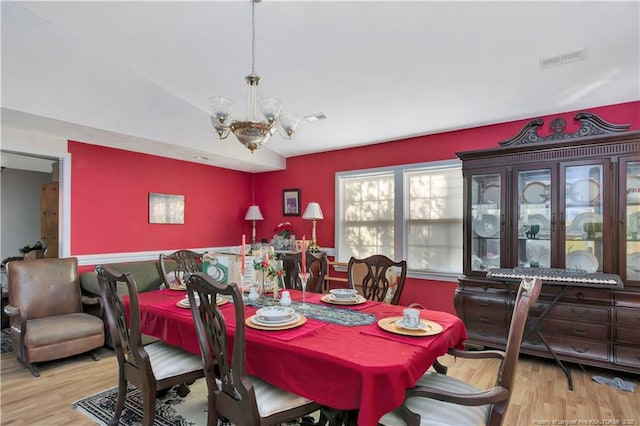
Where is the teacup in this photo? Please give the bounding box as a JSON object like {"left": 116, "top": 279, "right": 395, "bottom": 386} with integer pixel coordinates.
{"left": 402, "top": 308, "right": 421, "bottom": 328}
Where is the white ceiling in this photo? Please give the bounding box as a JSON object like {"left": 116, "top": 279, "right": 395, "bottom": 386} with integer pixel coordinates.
{"left": 2, "top": 1, "right": 639, "bottom": 172}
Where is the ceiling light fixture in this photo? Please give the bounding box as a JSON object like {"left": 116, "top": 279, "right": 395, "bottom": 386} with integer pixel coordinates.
{"left": 209, "top": 0, "right": 299, "bottom": 153}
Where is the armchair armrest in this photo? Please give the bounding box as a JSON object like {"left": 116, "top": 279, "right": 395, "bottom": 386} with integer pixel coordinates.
{"left": 4, "top": 304, "right": 20, "bottom": 317}
{"left": 407, "top": 383, "right": 509, "bottom": 406}
{"left": 447, "top": 347, "right": 505, "bottom": 360}
{"left": 81, "top": 295, "right": 101, "bottom": 306}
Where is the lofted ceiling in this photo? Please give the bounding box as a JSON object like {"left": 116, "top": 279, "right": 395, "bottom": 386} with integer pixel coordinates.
{"left": 1, "top": 1, "right": 638, "bottom": 172}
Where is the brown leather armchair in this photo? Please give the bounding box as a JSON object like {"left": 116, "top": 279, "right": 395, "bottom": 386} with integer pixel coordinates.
{"left": 4, "top": 257, "right": 104, "bottom": 377}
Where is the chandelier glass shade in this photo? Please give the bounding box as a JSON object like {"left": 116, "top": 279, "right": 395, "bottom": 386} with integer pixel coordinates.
{"left": 210, "top": 1, "right": 299, "bottom": 153}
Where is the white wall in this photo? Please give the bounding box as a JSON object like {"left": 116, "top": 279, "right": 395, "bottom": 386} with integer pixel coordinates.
{"left": 1, "top": 168, "right": 53, "bottom": 261}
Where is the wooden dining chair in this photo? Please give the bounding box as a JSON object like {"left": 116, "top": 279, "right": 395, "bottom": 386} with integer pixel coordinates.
{"left": 185, "top": 272, "right": 322, "bottom": 426}
{"left": 378, "top": 277, "right": 542, "bottom": 426}
{"left": 159, "top": 249, "right": 204, "bottom": 289}
{"left": 280, "top": 251, "right": 327, "bottom": 293}
{"left": 347, "top": 255, "right": 407, "bottom": 305}
{"left": 96, "top": 265, "right": 204, "bottom": 426}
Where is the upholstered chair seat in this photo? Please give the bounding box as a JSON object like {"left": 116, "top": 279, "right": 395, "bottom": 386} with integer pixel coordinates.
{"left": 379, "top": 371, "right": 491, "bottom": 426}
{"left": 144, "top": 342, "right": 204, "bottom": 380}
{"left": 20, "top": 313, "right": 103, "bottom": 362}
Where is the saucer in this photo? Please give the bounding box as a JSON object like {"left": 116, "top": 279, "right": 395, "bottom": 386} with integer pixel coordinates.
{"left": 175, "top": 295, "right": 228, "bottom": 309}
{"left": 395, "top": 319, "right": 427, "bottom": 331}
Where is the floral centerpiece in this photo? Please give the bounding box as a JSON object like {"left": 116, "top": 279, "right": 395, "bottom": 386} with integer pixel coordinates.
{"left": 272, "top": 222, "right": 295, "bottom": 250}
{"left": 253, "top": 246, "right": 285, "bottom": 298}
{"left": 274, "top": 222, "right": 295, "bottom": 238}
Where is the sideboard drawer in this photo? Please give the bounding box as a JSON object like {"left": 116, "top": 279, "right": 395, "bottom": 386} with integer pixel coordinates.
{"left": 614, "top": 308, "right": 640, "bottom": 326}
{"left": 615, "top": 326, "right": 640, "bottom": 345}
{"left": 540, "top": 318, "right": 608, "bottom": 340}
{"left": 465, "top": 321, "right": 508, "bottom": 345}
{"left": 547, "top": 304, "right": 610, "bottom": 322}
{"left": 462, "top": 295, "right": 509, "bottom": 324}
{"left": 614, "top": 345, "right": 640, "bottom": 368}
{"left": 525, "top": 334, "right": 609, "bottom": 361}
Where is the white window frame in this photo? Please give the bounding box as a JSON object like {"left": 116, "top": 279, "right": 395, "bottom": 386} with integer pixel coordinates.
{"left": 335, "top": 159, "right": 462, "bottom": 282}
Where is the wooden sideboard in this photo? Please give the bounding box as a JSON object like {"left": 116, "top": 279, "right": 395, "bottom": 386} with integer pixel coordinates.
{"left": 455, "top": 113, "right": 640, "bottom": 379}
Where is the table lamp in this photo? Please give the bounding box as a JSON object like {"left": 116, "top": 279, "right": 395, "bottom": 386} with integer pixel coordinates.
{"left": 245, "top": 205, "right": 264, "bottom": 248}
{"left": 302, "top": 202, "right": 324, "bottom": 251}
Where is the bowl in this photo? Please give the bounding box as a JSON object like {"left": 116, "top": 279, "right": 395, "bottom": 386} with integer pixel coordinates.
{"left": 329, "top": 288, "right": 358, "bottom": 300}
{"left": 256, "top": 306, "right": 295, "bottom": 323}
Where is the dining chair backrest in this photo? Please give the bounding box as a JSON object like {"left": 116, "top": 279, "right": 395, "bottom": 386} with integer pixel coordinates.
{"left": 96, "top": 265, "right": 141, "bottom": 367}
{"left": 159, "top": 249, "right": 204, "bottom": 288}
{"left": 495, "top": 276, "right": 542, "bottom": 400}
{"left": 347, "top": 255, "right": 407, "bottom": 305}
{"left": 280, "top": 251, "right": 327, "bottom": 293}
{"left": 186, "top": 272, "right": 260, "bottom": 424}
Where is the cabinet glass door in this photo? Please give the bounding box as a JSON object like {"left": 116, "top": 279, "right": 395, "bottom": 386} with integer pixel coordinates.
{"left": 564, "top": 164, "right": 604, "bottom": 272}
{"left": 626, "top": 160, "right": 640, "bottom": 282}
{"left": 517, "top": 169, "right": 552, "bottom": 268}
{"left": 470, "top": 174, "right": 501, "bottom": 271}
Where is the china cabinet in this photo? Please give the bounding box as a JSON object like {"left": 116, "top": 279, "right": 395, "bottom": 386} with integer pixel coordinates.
{"left": 455, "top": 112, "right": 640, "bottom": 381}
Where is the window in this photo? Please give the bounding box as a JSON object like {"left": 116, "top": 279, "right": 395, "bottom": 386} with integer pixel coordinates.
{"left": 336, "top": 160, "right": 463, "bottom": 279}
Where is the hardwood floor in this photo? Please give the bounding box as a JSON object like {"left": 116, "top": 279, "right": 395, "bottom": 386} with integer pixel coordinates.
{"left": 1, "top": 348, "right": 638, "bottom": 425}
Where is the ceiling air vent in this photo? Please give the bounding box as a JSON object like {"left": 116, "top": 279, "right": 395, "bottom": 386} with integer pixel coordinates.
{"left": 305, "top": 113, "right": 327, "bottom": 122}
{"left": 539, "top": 48, "right": 586, "bottom": 69}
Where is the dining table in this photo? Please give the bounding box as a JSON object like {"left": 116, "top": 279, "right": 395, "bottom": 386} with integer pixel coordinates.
{"left": 123, "top": 288, "right": 467, "bottom": 426}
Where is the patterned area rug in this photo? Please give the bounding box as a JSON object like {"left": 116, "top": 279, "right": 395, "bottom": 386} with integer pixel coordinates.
{"left": 73, "top": 378, "right": 317, "bottom": 425}
{"left": 1, "top": 328, "right": 12, "bottom": 353}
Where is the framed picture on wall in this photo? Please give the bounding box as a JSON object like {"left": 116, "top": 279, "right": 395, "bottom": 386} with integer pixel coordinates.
{"left": 282, "top": 189, "right": 301, "bottom": 216}
{"left": 149, "top": 193, "right": 185, "bottom": 224}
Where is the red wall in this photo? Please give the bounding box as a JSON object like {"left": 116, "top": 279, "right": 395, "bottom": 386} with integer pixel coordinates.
{"left": 253, "top": 102, "right": 640, "bottom": 312}
{"left": 68, "top": 102, "right": 639, "bottom": 313}
{"left": 69, "top": 142, "right": 252, "bottom": 254}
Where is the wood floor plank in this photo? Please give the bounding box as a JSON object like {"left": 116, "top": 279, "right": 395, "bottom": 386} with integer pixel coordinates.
{"left": 1, "top": 349, "right": 638, "bottom": 425}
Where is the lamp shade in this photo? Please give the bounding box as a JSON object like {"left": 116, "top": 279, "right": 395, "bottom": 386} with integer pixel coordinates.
{"left": 245, "top": 205, "right": 264, "bottom": 221}
{"left": 302, "top": 202, "right": 324, "bottom": 220}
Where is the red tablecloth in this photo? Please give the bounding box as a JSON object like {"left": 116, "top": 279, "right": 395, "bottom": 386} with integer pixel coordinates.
{"left": 124, "top": 289, "right": 467, "bottom": 426}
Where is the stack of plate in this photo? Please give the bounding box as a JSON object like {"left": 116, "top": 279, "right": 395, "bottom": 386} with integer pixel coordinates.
{"left": 252, "top": 306, "right": 300, "bottom": 327}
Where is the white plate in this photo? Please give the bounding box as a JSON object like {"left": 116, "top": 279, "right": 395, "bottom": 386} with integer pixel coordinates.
{"left": 628, "top": 212, "right": 640, "bottom": 234}
{"left": 481, "top": 184, "right": 500, "bottom": 204}
{"left": 528, "top": 214, "right": 550, "bottom": 230}
{"left": 570, "top": 212, "right": 603, "bottom": 233}
{"left": 395, "top": 319, "right": 427, "bottom": 331}
{"left": 474, "top": 214, "right": 500, "bottom": 238}
{"left": 627, "top": 253, "right": 640, "bottom": 280}
{"left": 627, "top": 176, "right": 640, "bottom": 202}
{"left": 569, "top": 179, "right": 600, "bottom": 203}
{"left": 251, "top": 313, "right": 301, "bottom": 327}
{"left": 566, "top": 250, "right": 599, "bottom": 273}
{"left": 255, "top": 306, "right": 295, "bottom": 323}
{"left": 522, "top": 181, "right": 548, "bottom": 204}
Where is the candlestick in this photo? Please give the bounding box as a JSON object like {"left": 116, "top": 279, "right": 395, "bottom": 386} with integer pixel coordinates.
{"left": 301, "top": 236, "right": 307, "bottom": 274}
{"left": 241, "top": 234, "right": 246, "bottom": 276}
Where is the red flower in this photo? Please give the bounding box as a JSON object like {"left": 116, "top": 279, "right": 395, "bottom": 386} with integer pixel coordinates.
{"left": 274, "top": 222, "right": 295, "bottom": 237}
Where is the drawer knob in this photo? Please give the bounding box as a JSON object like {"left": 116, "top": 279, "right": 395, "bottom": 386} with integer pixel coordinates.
{"left": 571, "top": 345, "right": 589, "bottom": 354}
{"left": 479, "top": 315, "right": 489, "bottom": 322}
{"left": 478, "top": 301, "right": 490, "bottom": 307}
{"left": 572, "top": 329, "right": 587, "bottom": 336}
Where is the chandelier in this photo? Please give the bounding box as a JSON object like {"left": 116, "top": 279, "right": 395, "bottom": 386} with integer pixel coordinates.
{"left": 210, "top": 0, "right": 299, "bottom": 153}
